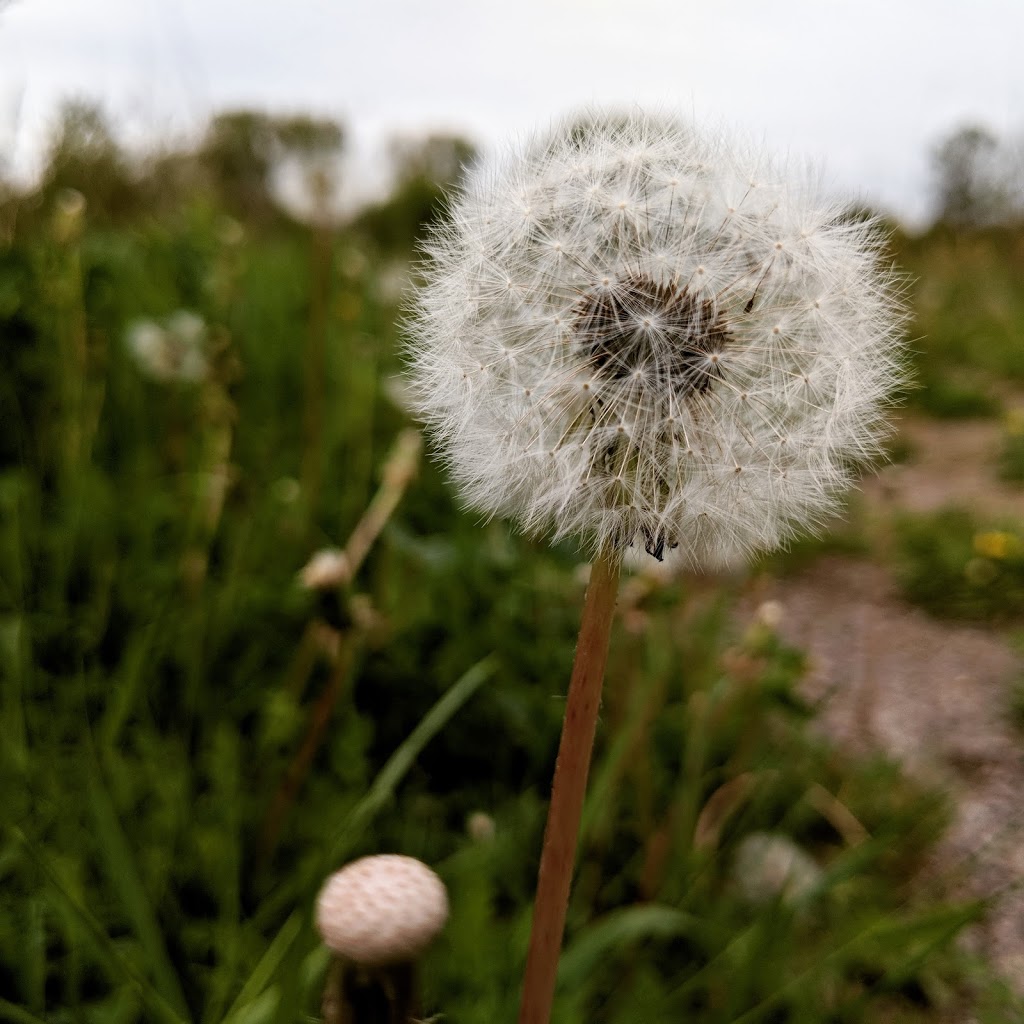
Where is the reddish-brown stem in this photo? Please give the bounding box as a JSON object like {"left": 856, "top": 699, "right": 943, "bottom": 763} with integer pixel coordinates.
{"left": 258, "top": 638, "right": 355, "bottom": 865}
{"left": 518, "top": 549, "right": 621, "bottom": 1024}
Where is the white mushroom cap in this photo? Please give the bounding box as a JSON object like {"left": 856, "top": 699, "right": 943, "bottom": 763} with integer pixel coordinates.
{"left": 315, "top": 855, "right": 449, "bottom": 965}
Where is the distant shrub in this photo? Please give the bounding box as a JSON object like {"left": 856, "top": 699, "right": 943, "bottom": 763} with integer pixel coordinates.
{"left": 898, "top": 225, "right": 1024, "bottom": 425}
{"left": 911, "top": 367, "right": 1003, "bottom": 419}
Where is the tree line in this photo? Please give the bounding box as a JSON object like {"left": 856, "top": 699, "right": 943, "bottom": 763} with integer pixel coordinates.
{"left": 1, "top": 100, "right": 1020, "bottom": 242}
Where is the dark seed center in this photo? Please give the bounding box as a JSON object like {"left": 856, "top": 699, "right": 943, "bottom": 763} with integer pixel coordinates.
{"left": 574, "top": 274, "right": 730, "bottom": 396}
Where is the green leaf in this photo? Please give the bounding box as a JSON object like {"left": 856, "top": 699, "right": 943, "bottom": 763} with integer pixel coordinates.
{"left": 327, "top": 653, "right": 498, "bottom": 863}
{"left": 558, "top": 905, "right": 701, "bottom": 991}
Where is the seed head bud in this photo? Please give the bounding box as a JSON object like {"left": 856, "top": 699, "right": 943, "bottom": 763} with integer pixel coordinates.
{"left": 299, "top": 548, "right": 351, "bottom": 590}
{"left": 754, "top": 599, "right": 785, "bottom": 630}
{"left": 52, "top": 187, "right": 87, "bottom": 243}
{"left": 126, "top": 310, "right": 209, "bottom": 383}
{"left": 733, "top": 831, "right": 822, "bottom": 905}
{"left": 315, "top": 855, "right": 449, "bottom": 965}
{"left": 406, "top": 110, "right": 908, "bottom": 569}
{"left": 466, "top": 810, "right": 497, "bottom": 843}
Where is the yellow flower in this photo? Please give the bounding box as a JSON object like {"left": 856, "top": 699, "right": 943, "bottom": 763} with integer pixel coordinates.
{"left": 1005, "top": 410, "right": 1024, "bottom": 437}
{"left": 973, "top": 530, "right": 1020, "bottom": 560}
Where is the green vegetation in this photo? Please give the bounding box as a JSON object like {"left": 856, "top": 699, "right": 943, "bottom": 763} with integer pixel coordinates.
{"left": 895, "top": 226, "right": 1024, "bottom": 418}
{"left": 894, "top": 509, "right": 1024, "bottom": 622}
{"left": 998, "top": 411, "right": 1024, "bottom": 483}
{"left": 2, "top": 104, "right": 1024, "bottom": 1023}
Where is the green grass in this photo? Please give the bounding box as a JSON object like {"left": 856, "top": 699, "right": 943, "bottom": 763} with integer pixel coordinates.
{"left": 896, "top": 226, "right": 1024, "bottom": 419}
{"left": 2, "top": 185, "right": 1023, "bottom": 1024}
{"left": 894, "top": 508, "right": 1024, "bottom": 622}
{"left": 998, "top": 412, "right": 1024, "bottom": 483}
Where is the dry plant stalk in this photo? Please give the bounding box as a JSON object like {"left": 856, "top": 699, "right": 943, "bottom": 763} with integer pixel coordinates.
{"left": 342, "top": 429, "right": 421, "bottom": 580}
{"left": 260, "top": 430, "right": 422, "bottom": 862}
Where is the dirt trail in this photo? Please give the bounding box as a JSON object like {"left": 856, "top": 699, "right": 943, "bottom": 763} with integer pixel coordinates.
{"left": 743, "top": 416, "right": 1024, "bottom": 999}
{"left": 863, "top": 415, "right": 1024, "bottom": 518}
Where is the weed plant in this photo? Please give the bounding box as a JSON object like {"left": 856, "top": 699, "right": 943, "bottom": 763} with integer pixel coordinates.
{"left": 895, "top": 509, "right": 1024, "bottom": 621}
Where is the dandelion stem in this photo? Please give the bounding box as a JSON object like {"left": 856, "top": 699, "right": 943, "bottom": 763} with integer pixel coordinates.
{"left": 518, "top": 548, "right": 621, "bottom": 1024}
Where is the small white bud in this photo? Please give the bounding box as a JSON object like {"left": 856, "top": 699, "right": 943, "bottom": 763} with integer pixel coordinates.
{"left": 299, "top": 548, "right": 350, "bottom": 590}
{"left": 466, "top": 811, "right": 497, "bottom": 843}
{"left": 126, "top": 310, "right": 208, "bottom": 383}
{"left": 316, "top": 855, "right": 449, "bottom": 965}
{"left": 754, "top": 600, "right": 784, "bottom": 630}
{"left": 733, "top": 831, "right": 822, "bottom": 906}
{"left": 52, "top": 187, "right": 87, "bottom": 242}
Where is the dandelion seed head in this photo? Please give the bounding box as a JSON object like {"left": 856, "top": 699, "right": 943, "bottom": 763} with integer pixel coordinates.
{"left": 126, "top": 309, "right": 209, "bottom": 384}
{"left": 733, "top": 831, "right": 822, "bottom": 906}
{"left": 405, "top": 110, "right": 908, "bottom": 569}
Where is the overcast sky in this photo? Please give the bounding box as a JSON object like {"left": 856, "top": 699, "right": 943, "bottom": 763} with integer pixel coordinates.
{"left": 1, "top": 0, "right": 1022, "bottom": 224}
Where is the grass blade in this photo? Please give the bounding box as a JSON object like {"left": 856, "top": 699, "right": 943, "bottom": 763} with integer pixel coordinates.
{"left": 0, "top": 998, "right": 48, "bottom": 1024}
{"left": 87, "top": 767, "right": 191, "bottom": 1020}
{"left": 10, "top": 828, "right": 186, "bottom": 1024}
{"left": 558, "top": 905, "right": 701, "bottom": 991}
{"left": 327, "top": 653, "right": 498, "bottom": 863}
{"left": 220, "top": 912, "right": 302, "bottom": 1024}
{"left": 232, "top": 656, "right": 497, "bottom": 1024}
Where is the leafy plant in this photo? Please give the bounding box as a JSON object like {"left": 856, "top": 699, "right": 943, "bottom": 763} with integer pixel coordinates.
{"left": 895, "top": 508, "right": 1024, "bottom": 621}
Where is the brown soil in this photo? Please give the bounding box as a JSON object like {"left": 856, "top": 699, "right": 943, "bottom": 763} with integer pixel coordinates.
{"left": 864, "top": 415, "right": 1023, "bottom": 518}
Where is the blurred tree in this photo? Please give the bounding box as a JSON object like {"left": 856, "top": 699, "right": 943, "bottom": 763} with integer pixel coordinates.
{"left": 39, "top": 100, "right": 138, "bottom": 222}
{"left": 352, "top": 133, "right": 477, "bottom": 251}
{"left": 136, "top": 145, "right": 207, "bottom": 218}
{"left": 0, "top": 173, "right": 14, "bottom": 245}
{"left": 199, "top": 110, "right": 344, "bottom": 223}
{"left": 271, "top": 115, "right": 344, "bottom": 163}
{"left": 199, "top": 111, "right": 278, "bottom": 221}
{"left": 931, "top": 123, "right": 1021, "bottom": 228}
{"left": 389, "top": 133, "right": 475, "bottom": 190}
{"left": 271, "top": 114, "right": 345, "bottom": 222}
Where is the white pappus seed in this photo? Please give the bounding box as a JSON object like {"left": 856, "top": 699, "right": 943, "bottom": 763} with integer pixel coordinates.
{"left": 405, "top": 109, "right": 908, "bottom": 570}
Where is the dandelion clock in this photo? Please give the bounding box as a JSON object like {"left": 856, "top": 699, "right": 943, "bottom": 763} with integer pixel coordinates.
{"left": 405, "top": 109, "right": 907, "bottom": 1024}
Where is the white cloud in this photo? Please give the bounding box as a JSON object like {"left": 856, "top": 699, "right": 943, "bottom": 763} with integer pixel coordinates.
{"left": 1, "top": 0, "right": 1021, "bottom": 224}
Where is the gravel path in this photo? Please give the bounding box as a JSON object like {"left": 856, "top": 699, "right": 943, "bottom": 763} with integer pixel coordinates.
{"left": 864, "top": 414, "right": 1023, "bottom": 518}
{"left": 700, "top": 408, "right": 1024, "bottom": 1011}
{"left": 744, "top": 555, "right": 1024, "bottom": 998}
